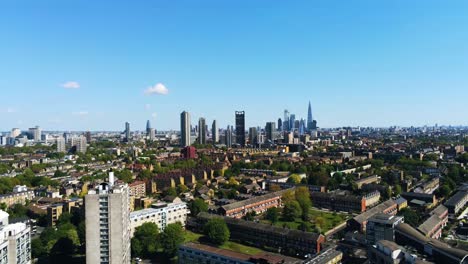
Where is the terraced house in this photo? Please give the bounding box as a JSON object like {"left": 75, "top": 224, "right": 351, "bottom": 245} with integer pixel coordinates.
{"left": 194, "top": 213, "right": 325, "bottom": 256}
{"left": 219, "top": 190, "right": 287, "bottom": 218}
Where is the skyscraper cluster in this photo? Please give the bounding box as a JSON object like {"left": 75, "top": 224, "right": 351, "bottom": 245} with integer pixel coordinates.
{"left": 281, "top": 101, "right": 317, "bottom": 135}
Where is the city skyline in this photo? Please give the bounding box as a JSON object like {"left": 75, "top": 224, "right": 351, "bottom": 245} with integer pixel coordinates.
{"left": 2, "top": 1, "right": 468, "bottom": 131}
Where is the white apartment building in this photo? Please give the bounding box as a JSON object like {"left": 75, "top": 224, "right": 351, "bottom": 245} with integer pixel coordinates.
{"left": 71, "top": 136, "right": 87, "bottom": 154}
{"left": 0, "top": 210, "right": 31, "bottom": 264}
{"left": 130, "top": 198, "right": 189, "bottom": 236}
{"left": 85, "top": 173, "right": 131, "bottom": 264}
{"left": 56, "top": 137, "right": 66, "bottom": 153}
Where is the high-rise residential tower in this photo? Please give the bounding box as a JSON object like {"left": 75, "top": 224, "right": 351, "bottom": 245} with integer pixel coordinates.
{"left": 85, "top": 172, "right": 131, "bottom": 264}
{"left": 72, "top": 136, "right": 87, "bottom": 153}
{"left": 265, "top": 122, "right": 276, "bottom": 142}
{"left": 225, "top": 126, "right": 232, "bottom": 148}
{"left": 211, "top": 120, "right": 219, "bottom": 143}
{"left": 0, "top": 210, "right": 31, "bottom": 264}
{"left": 248, "top": 127, "right": 257, "bottom": 145}
{"left": 56, "top": 137, "right": 66, "bottom": 153}
{"left": 198, "top": 118, "right": 206, "bottom": 144}
{"left": 124, "top": 122, "right": 130, "bottom": 142}
{"left": 180, "top": 111, "right": 191, "bottom": 147}
{"left": 235, "top": 111, "right": 245, "bottom": 147}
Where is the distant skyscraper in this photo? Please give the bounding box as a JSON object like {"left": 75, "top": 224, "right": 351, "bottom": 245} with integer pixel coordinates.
{"left": 56, "top": 137, "right": 66, "bottom": 153}
{"left": 211, "top": 120, "right": 219, "bottom": 143}
{"left": 307, "top": 101, "right": 313, "bottom": 131}
{"left": 28, "top": 126, "right": 41, "bottom": 141}
{"left": 63, "top": 132, "right": 70, "bottom": 144}
{"left": 180, "top": 111, "right": 191, "bottom": 147}
{"left": 248, "top": 127, "right": 257, "bottom": 145}
{"left": 299, "top": 119, "right": 305, "bottom": 135}
{"left": 277, "top": 118, "right": 283, "bottom": 132}
{"left": 72, "top": 136, "right": 87, "bottom": 153}
{"left": 146, "top": 120, "right": 151, "bottom": 136}
{"left": 235, "top": 111, "right": 245, "bottom": 147}
{"left": 86, "top": 173, "right": 131, "bottom": 264}
{"left": 0, "top": 135, "right": 6, "bottom": 146}
{"left": 294, "top": 120, "right": 300, "bottom": 132}
{"left": 290, "top": 114, "right": 296, "bottom": 131}
{"left": 10, "top": 128, "right": 20, "bottom": 138}
{"left": 85, "top": 131, "right": 92, "bottom": 143}
{"left": 225, "top": 126, "right": 232, "bottom": 148}
{"left": 265, "top": 122, "right": 276, "bottom": 142}
{"left": 124, "top": 122, "right": 130, "bottom": 142}
{"left": 283, "top": 110, "right": 290, "bottom": 131}
{"left": 198, "top": 118, "right": 206, "bottom": 144}
{"left": 149, "top": 128, "right": 155, "bottom": 141}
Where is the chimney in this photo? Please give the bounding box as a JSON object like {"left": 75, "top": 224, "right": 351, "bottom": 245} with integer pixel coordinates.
{"left": 109, "top": 171, "right": 115, "bottom": 187}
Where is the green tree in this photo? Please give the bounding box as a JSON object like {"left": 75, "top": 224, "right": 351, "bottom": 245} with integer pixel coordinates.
{"left": 31, "top": 238, "right": 46, "bottom": 259}
{"left": 177, "top": 184, "right": 189, "bottom": 194}
{"left": 295, "top": 187, "right": 312, "bottom": 221}
{"left": 204, "top": 218, "right": 230, "bottom": 245}
{"left": 265, "top": 207, "right": 279, "bottom": 223}
{"left": 394, "top": 185, "right": 402, "bottom": 196}
{"left": 131, "top": 222, "right": 160, "bottom": 258}
{"left": 243, "top": 211, "right": 256, "bottom": 221}
{"left": 399, "top": 208, "right": 420, "bottom": 227}
{"left": 283, "top": 201, "right": 302, "bottom": 221}
{"left": 287, "top": 174, "right": 302, "bottom": 184}
{"left": 7, "top": 204, "right": 28, "bottom": 220}
{"left": 116, "top": 169, "right": 133, "bottom": 183}
{"left": 160, "top": 223, "right": 185, "bottom": 256}
{"left": 138, "top": 169, "right": 153, "bottom": 180}
{"left": 281, "top": 189, "right": 295, "bottom": 204}
{"left": 163, "top": 187, "right": 177, "bottom": 197}
{"left": 189, "top": 198, "right": 208, "bottom": 216}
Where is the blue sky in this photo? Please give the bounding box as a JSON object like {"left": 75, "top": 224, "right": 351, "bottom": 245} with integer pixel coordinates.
{"left": 1, "top": 0, "right": 467, "bottom": 131}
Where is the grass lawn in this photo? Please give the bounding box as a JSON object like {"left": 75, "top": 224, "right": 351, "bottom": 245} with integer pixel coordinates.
{"left": 219, "top": 241, "right": 264, "bottom": 255}
{"left": 184, "top": 230, "right": 203, "bottom": 243}
{"left": 261, "top": 209, "right": 347, "bottom": 233}
{"left": 184, "top": 231, "right": 263, "bottom": 255}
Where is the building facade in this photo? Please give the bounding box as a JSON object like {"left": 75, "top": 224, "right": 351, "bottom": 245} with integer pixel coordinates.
{"left": 180, "top": 111, "right": 191, "bottom": 147}
{"left": 219, "top": 190, "right": 285, "bottom": 219}
{"left": 235, "top": 111, "right": 245, "bottom": 147}
{"left": 194, "top": 213, "right": 325, "bottom": 256}
{"left": 129, "top": 199, "right": 188, "bottom": 235}
{"left": 0, "top": 188, "right": 35, "bottom": 208}
{"left": 366, "top": 214, "right": 404, "bottom": 246}
{"left": 0, "top": 210, "right": 31, "bottom": 264}
{"left": 198, "top": 118, "right": 206, "bottom": 144}
{"left": 85, "top": 180, "right": 131, "bottom": 264}
{"left": 211, "top": 120, "right": 219, "bottom": 143}
{"left": 265, "top": 122, "right": 276, "bottom": 142}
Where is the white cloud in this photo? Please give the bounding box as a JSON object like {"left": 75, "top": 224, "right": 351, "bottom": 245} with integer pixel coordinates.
{"left": 61, "top": 81, "right": 80, "bottom": 89}
{"left": 145, "top": 104, "right": 151, "bottom": 110}
{"left": 144, "top": 83, "right": 169, "bottom": 95}
{"left": 6, "top": 107, "right": 16, "bottom": 113}
{"left": 151, "top": 113, "right": 157, "bottom": 118}
{"left": 72, "top": 111, "right": 89, "bottom": 116}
